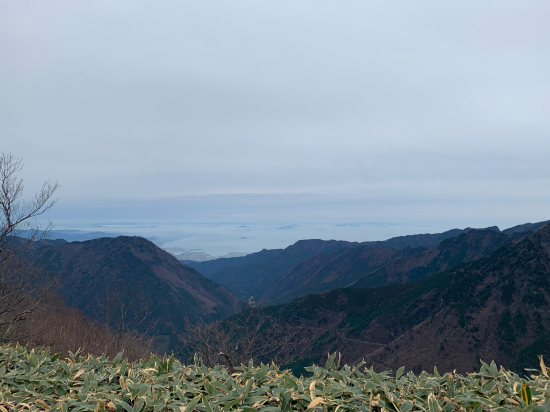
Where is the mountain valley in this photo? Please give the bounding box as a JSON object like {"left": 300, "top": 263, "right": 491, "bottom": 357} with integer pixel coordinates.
{"left": 185, "top": 222, "right": 548, "bottom": 305}
{"left": 16, "top": 219, "right": 550, "bottom": 371}
{"left": 260, "top": 222, "right": 550, "bottom": 374}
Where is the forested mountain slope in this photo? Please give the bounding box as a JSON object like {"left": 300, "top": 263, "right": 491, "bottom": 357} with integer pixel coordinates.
{"left": 184, "top": 223, "right": 543, "bottom": 303}
{"left": 266, "top": 223, "right": 550, "bottom": 374}
{"left": 26, "top": 236, "right": 239, "bottom": 348}
{"left": 181, "top": 248, "right": 281, "bottom": 276}
{"left": 188, "top": 239, "right": 359, "bottom": 298}
{"left": 350, "top": 229, "right": 514, "bottom": 289}
{"left": 366, "top": 226, "right": 499, "bottom": 250}
{"left": 502, "top": 220, "right": 549, "bottom": 235}
{"left": 260, "top": 245, "right": 425, "bottom": 305}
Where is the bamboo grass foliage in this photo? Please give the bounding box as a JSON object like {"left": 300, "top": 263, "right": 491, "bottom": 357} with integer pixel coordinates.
{"left": 1, "top": 345, "right": 550, "bottom": 412}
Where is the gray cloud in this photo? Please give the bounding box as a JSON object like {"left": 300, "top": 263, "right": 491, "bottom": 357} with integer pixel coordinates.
{"left": 0, "top": 0, "right": 548, "bottom": 231}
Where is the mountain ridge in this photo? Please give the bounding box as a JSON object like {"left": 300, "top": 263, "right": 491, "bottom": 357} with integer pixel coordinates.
{"left": 190, "top": 239, "right": 360, "bottom": 298}
{"left": 350, "top": 228, "right": 515, "bottom": 289}
{"left": 183, "top": 222, "right": 548, "bottom": 304}
{"left": 267, "top": 222, "right": 550, "bottom": 374}
{"left": 25, "top": 236, "right": 240, "bottom": 350}
{"left": 260, "top": 245, "right": 426, "bottom": 305}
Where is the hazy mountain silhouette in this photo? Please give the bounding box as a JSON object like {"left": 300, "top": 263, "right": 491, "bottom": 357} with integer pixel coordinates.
{"left": 366, "top": 226, "right": 500, "bottom": 250}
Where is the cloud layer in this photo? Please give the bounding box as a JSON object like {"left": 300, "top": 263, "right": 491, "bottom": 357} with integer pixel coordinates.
{"left": 1, "top": 0, "right": 548, "bottom": 228}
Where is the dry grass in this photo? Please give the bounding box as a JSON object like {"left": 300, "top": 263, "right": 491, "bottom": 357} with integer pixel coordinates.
{"left": 4, "top": 291, "right": 153, "bottom": 362}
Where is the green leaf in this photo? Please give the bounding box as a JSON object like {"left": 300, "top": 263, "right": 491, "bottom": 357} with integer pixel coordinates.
{"left": 489, "top": 361, "right": 499, "bottom": 377}
{"left": 222, "top": 397, "right": 241, "bottom": 412}
{"left": 521, "top": 384, "right": 533, "bottom": 405}
{"left": 242, "top": 379, "right": 254, "bottom": 401}
{"left": 202, "top": 395, "right": 213, "bottom": 412}
{"left": 117, "top": 401, "right": 133, "bottom": 412}
{"left": 365, "top": 381, "right": 378, "bottom": 391}
{"left": 400, "top": 402, "right": 413, "bottom": 412}
{"left": 281, "top": 391, "right": 292, "bottom": 412}
{"left": 257, "top": 365, "right": 269, "bottom": 383}
{"left": 154, "top": 403, "right": 167, "bottom": 412}
{"left": 176, "top": 386, "right": 186, "bottom": 401}
{"left": 396, "top": 367, "right": 405, "bottom": 380}
{"left": 185, "top": 397, "right": 201, "bottom": 412}
{"left": 325, "top": 353, "right": 337, "bottom": 371}
{"left": 120, "top": 359, "right": 128, "bottom": 377}
{"left": 428, "top": 394, "right": 441, "bottom": 412}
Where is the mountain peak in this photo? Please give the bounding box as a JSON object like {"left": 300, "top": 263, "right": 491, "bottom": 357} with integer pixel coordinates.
{"left": 270, "top": 219, "right": 550, "bottom": 374}
{"left": 25, "top": 236, "right": 239, "bottom": 351}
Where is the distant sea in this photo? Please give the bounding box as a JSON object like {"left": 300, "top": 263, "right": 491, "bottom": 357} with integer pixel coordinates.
{"left": 44, "top": 221, "right": 471, "bottom": 260}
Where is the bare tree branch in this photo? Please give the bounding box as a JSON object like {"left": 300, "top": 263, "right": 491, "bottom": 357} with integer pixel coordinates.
{"left": 179, "top": 299, "right": 305, "bottom": 372}
{"left": 0, "top": 152, "right": 60, "bottom": 337}
{"left": 98, "top": 283, "right": 157, "bottom": 354}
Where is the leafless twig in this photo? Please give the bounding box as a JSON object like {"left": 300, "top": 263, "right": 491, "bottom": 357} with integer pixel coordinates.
{"left": 0, "top": 152, "right": 59, "bottom": 338}
{"left": 179, "top": 299, "right": 305, "bottom": 372}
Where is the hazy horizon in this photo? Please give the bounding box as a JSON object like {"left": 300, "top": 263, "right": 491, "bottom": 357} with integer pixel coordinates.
{"left": 45, "top": 217, "right": 547, "bottom": 258}
{"left": 2, "top": 1, "right": 548, "bottom": 251}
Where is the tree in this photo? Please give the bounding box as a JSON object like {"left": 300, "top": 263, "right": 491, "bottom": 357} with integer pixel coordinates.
{"left": 179, "top": 300, "right": 305, "bottom": 372}
{"left": 98, "top": 282, "right": 156, "bottom": 354}
{"left": 0, "top": 152, "right": 59, "bottom": 337}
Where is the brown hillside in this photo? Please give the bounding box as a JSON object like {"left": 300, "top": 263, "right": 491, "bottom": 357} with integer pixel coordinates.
{"left": 25, "top": 236, "right": 239, "bottom": 350}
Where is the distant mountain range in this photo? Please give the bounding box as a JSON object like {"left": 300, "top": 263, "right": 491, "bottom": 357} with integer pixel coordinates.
{"left": 20, "top": 229, "right": 121, "bottom": 243}
{"left": 350, "top": 228, "right": 518, "bottom": 289}
{"left": 184, "top": 221, "right": 548, "bottom": 304}
{"left": 184, "top": 240, "right": 359, "bottom": 299}
{"left": 25, "top": 236, "right": 239, "bottom": 351}
{"left": 259, "top": 245, "right": 425, "bottom": 305}
{"left": 365, "top": 226, "right": 500, "bottom": 250}
{"left": 262, "top": 222, "right": 550, "bottom": 374}
{"left": 19, "top": 219, "right": 550, "bottom": 370}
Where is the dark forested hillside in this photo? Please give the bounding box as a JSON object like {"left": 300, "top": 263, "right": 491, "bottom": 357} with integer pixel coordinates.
{"left": 260, "top": 245, "right": 425, "bottom": 305}
{"left": 190, "top": 239, "right": 359, "bottom": 298}
{"left": 502, "top": 220, "right": 549, "bottom": 235}
{"left": 185, "top": 223, "right": 545, "bottom": 304}
{"left": 182, "top": 248, "right": 282, "bottom": 276}
{"left": 182, "top": 228, "right": 480, "bottom": 301}
{"left": 265, "top": 223, "right": 550, "bottom": 374}
{"left": 367, "top": 226, "right": 499, "bottom": 250}
{"left": 25, "top": 236, "right": 239, "bottom": 350}
{"left": 350, "top": 229, "right": 514, "bottom": 289}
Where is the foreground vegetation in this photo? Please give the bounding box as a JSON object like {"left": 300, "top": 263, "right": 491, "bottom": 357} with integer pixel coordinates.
{"left": 1, "top": 345, "right": 550, "bottom": 412}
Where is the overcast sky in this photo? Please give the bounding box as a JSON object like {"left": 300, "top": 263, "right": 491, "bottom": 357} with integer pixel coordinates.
{"left": 1, "top": 1, "right": 549, "bottom": 235}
